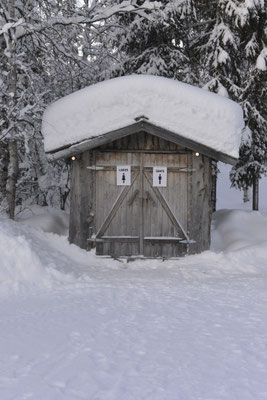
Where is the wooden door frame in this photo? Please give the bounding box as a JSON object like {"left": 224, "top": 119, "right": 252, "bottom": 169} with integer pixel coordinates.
{"left": 139, "top": 152, "right": 144, "bottom": 254}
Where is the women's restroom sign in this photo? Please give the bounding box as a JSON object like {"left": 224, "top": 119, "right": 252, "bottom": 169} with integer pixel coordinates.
{"left": 153, "top": 166, "right": 167, "bottom": 187}
{"left": 117, "top": 166, "right": 131, "bottom": 186}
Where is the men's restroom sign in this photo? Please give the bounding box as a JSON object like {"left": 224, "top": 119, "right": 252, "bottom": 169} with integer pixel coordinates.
{"left": 153, "top": 166, "right": 167, "bottom": 187}
{"left": 117, "top": 165, "right": 131, "bottom": 186}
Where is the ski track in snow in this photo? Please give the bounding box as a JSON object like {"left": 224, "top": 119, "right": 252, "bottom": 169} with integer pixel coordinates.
{"left": 1, "top": 213, "right": 267, "bottom": 399}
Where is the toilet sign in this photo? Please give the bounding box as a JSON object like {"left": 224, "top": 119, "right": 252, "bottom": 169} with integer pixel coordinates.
{"left": 117, "top": 165, "right": 131, "bottom": 186}
{"left": 153, "top": 166, "right": 167, "bottom": 187}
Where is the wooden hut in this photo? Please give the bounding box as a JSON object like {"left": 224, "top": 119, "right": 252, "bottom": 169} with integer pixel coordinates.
{"left": 42, "top": 75, "right": 244, "bottom": 258}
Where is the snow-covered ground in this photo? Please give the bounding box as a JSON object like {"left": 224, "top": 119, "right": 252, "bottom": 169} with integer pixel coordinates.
{"left": 217, "top": 162, "right": 267, "bottom": 214}
{"left": 1, "top": 166, "right": 267, "bottom": 400}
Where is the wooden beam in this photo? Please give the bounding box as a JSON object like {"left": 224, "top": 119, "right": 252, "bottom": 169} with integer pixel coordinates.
{"left": 88, "top": 236, "right": 139, "bottom": 243}
{"left": 144, "top": 237, "right": 183, "bottom": 242}
{"left": 140, "top": 153, "right": 144, "bottom": 255}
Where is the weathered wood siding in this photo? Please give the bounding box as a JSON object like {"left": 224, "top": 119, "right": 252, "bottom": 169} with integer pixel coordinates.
{"left": 95, "top": 151, "right": 141, "bottom": 257}
{"left": 98, "top": 131, "right": 187, "bottom": 152}
{"left": 69, "top": 151, "right": 95, "bottom": 249}
{"left": 142, "top": 152, "right": 188, "bottom": 258}
{"left": 69, "top": 131, "right": 213, "bottom": 257}
{"left": 93, "top": 132, "right": 191, "bottom": 257}
{"left": 187, "top": 153, "right": 213, "bottom": 254}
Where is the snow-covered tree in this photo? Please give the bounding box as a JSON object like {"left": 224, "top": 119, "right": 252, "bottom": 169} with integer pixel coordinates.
{"left": 199, "top": 0, "right": 267, "bottom": 208}
{"left": 230, "top": 1, "right": 267, "bottom": 201}
{"left": 1, "top": 0, "right": 265, "bottom": 214}
{"left": 101, "top": 0, "right": 197, "bottom": 82}
{"left": 0, "top": 0, "right": 160, "bottom": 218}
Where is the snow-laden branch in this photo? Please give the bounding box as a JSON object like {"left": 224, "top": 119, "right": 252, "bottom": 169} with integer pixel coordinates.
{"left": 0, "top": 18, "right": 24, "bottom": 34}
{"left": 0, "top": 1, "right": 162, "bottom": 40}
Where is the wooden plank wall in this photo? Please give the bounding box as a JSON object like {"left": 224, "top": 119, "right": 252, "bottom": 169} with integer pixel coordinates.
{"left": 142, "top": 153, "right": 188, "bottom": 258}
{"left": 187, "top": 153, "right": 213, "bottom": 254}
{"left": 97, "top": 131, "right": 187, "bottom": 152}
{"left": 68, "top": 131, "right": 214, "bottom": 256}
{"left": 69, "top": 151, "right": 95, "bottom": 249}
{"left": 94, "top": 151, "right": 141, "bottom": 257}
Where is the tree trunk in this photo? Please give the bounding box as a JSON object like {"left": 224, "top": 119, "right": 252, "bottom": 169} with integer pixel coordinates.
{"left": 252, "top": 177, "right": 259, "bottom": 211}
{"left": 6, "top": 140, "right": 19, "bottom": 219}
{"left": 0, "top": 142, "right": 9, "bottom": 209}
{"left": 243, "top": 187, "right": 250, "bottom": 203}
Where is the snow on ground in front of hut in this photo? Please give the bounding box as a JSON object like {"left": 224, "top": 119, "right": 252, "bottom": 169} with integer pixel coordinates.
{"left": 1, "top": 168, "right": 267, "bottom": 399}
{"left": 217, "top": 162, "right": 267, "bottom": 214}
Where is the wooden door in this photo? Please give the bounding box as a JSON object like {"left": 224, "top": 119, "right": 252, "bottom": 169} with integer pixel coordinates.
{"left": 94, "top": 151, "right": 141, "bottom": 257}
{"left": 94, "top": 151, "right": 190, "bottom": 258}
{"left": 142, "top": 153, "right": 189, "bottom": 258}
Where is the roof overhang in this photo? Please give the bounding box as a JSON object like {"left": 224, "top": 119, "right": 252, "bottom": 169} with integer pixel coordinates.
{"left": 46, "top": 120, "right": 237, "bottom": 165}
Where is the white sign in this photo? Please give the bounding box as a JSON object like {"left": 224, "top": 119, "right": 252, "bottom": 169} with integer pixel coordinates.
{"left": 153, "top": 166, "right": 167, "bottom": 187}
{"left": 117, "top": 165, "right": 131, "bottom": 186}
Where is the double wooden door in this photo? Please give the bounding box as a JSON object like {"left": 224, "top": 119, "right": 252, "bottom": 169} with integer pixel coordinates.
{"left": 94, "top": 151, "right": 190, "bottom": 258}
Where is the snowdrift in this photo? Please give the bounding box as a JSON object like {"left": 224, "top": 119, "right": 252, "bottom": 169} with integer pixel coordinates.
{"left": 1, "top": 208, "right": 267, "bottom": 293}
{"left": 17, "top": 205, "right": 69, "bottom": 236}
{"left": 0, "top": 217, "right": 75, "bottom": 292}
{"left": 212, "top": 209, "right": 267, "bottom": 253}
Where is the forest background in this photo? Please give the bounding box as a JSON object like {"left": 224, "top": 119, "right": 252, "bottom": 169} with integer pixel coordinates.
{"left": 0, "top": 0, "right": 266, "bottom": 218}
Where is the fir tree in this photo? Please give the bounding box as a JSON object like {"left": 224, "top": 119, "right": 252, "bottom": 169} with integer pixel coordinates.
{"left": 198, "top": 0, "right": 267, "bottom": 207}
{"left": 230, "top": 1, "right": 267, "bottom": 197}
{"left": 101, "top": 0, "right": 195, "bottom": 82}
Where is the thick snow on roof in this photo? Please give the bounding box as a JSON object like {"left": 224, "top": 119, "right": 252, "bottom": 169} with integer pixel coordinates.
{"left": 42, "top": 75, "right": 244, "bottom": 158}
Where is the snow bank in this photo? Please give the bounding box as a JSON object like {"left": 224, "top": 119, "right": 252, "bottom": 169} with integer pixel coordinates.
{"left": 1, "top": 204, "right": 267, "bottom": 294}
{"left": 216, "top": 162, "right": 267, "bottom": 214}
{"left": 17, "top": 205, "right": 69, "bottom": 236}
{"left": 42, "top": 75, "right": 244, "bottom": 158}
{"left": 0, "top": 217, "right": 75, "bottom": 292}
{"left": 1, "top": 205, "right": 267, "bottom": 399}
{"left": 1, "top": 209, "right": 267, "bottom": 399}
{"left": 210, "top": 209, "right": 267, "bottom": 277}
{"left": 0, "top": 224, "right": 49, "bottom": 285}
{"left": 212, "top": 209, "right": 267, "bottom": 253}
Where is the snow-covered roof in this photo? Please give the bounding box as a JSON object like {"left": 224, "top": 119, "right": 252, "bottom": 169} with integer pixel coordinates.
{"left": 42, "top": 75, "right": 244, "bottom": 161}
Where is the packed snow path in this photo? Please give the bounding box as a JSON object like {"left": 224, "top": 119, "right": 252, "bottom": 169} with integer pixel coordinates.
{"left": 1, "top": 275, "right": 267, "bottom": 400}
{"left": 1, "top": 211, "right": 267, "bottom": 399}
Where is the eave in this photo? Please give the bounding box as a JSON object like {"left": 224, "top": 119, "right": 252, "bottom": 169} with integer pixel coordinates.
{"left": 46, "top": 121, "right": 237, "bottom": 165}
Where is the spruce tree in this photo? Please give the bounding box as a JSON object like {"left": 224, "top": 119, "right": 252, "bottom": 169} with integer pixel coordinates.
{"left": 101, "top": 0, "right": 195, "bottom": 82}
{"left": 197, "top": 0, "right": 267, "bottom": 208}
{"left": 230, "top": 1, "right": 267, "bottom": 198}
